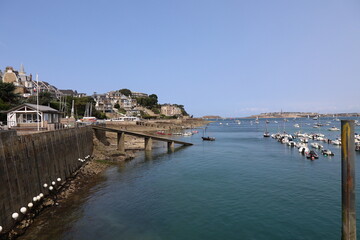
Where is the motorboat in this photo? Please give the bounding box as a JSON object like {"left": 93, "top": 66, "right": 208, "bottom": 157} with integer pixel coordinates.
{"left": 332, "top": 139, "right": 341, "bottom": 145}
{"left": 202, "top": 136, "right": 215, "bottom": 141}
{"left": 299, "top": 147, "right": 310, "bottom": 154}
{"left": 183, "top": 132, "right": 193, "bottom": 136}
{"left": 321, "top": 149, "right": 334, "bottom": 156}
{"left": 328, "top": 126, "right": 340, "bottom": 131}
{"left": 263, "top": 132, "right": 270, "bottom": 137}
{"left": 294, "top": 124, "right": 300, "bottom": 128}
{"left": 306, "top": 150, "right": 319, "bottom": 160}
{"left": 311, "top": 142, "right": 323, "bottom": 149}
{"left": 287, "top": 141, "right": 296, "bottom": 147}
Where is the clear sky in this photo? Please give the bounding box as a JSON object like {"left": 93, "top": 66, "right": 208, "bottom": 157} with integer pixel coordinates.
{"left": 1, "top": 0, "right": 359, "bottom": 117}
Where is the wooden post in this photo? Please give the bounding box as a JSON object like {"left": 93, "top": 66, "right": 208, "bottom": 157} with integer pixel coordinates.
{"left": 341, "top": 120, "right": 356, "bottom": 240}
{"left": 145, "top": 137, "right": 153, "bottom": 151}
{"left": 117, "top": 132, "right": 125, "bottom": 152}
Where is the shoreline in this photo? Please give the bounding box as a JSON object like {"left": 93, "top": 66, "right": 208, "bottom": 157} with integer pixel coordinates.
{"left": 5, "top": 118, "right": 208, "bottom": 240}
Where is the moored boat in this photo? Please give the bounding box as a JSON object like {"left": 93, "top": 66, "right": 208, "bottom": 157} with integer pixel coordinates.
{"left": 328, "top": 126, "right": 340, "bottom": 131}
{"left": 321, "top": 149, "right": 334, "bottom": 156}
{"left": 202, "top": 136, "right": 215, "bottom": 141}
{"left": 306, "top": 150, "right": 319, "bottom": 160}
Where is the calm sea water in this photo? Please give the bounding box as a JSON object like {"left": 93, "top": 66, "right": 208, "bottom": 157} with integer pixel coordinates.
{"left": 20, "top": 118, "right": 360, "bottom": 240}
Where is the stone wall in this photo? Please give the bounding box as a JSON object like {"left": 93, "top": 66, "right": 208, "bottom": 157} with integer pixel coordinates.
{"left": 0, "top": 127, "right": 93, "bottom": 231}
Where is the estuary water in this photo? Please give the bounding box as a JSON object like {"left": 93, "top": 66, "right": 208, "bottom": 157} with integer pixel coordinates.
{"left": 20, "top": 118, "right": 360, "bottom": 240}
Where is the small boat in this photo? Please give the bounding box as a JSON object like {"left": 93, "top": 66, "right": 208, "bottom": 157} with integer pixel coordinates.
{"left": 264, "top": 122, "right": 270, "bottom": 137}
{"left": 183, "top": 132, "right": 193, "bottom": 136}
{"left": 299, "top": 147, "right": 310, "bottom": 154}
{"left": 287, "top": 141, "right": 296, "bottom": 147}
{"left": 321, "top": 149, "right": 334, "bottom": 156}
{"left": 306, "top": 150, "right": 319, "bottom": 160}
{"left": 294, "top": 124, "right": 300, "bottom": 128}
{"left": 332, "top": 139, "right": 341, "bottom": 145}
{"left": 328, "top": 126, "right": 340, "bottom": 131}
{"left": 311, "top": 142, "right": 323, "bottom": 149}
{"left": 202, "top": 136, "right": 215, "bottom": 141}
{"left": 356, "top": 144, "right": 360, "bottom": 151}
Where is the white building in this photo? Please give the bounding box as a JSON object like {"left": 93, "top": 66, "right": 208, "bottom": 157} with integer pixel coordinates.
{"left": 7, "top": 103, "right": 61, "bottom": 130}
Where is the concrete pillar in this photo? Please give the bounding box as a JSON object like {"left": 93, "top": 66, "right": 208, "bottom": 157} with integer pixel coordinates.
{"left": 117, "top": 132, "right": 125, "bottom": 152}
{"left": 167, "top": 141, "right": 175, "bottom": 150}
{"left": 145, "top": 137, "right": 153, "bottom": 151}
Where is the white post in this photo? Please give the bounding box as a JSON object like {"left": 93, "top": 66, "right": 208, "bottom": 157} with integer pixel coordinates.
{"left": 71, "top": 100, "right": 75, "bottom": 118}
{"left": 36, "top": 74, "right": 40, "bottom": 131}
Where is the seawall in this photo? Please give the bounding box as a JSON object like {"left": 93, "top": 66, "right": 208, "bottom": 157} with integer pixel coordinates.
{"left": 0, "top": 127, "right": 93, "bottom": 232}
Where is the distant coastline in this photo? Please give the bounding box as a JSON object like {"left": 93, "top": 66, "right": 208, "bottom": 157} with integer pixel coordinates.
{"left": 203, "top": 112, "right": 360, "bottom": 120}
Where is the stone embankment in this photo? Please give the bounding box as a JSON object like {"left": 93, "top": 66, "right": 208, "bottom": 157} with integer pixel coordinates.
{"left": 0, "top": 127, "right": 93, "bottom": 240}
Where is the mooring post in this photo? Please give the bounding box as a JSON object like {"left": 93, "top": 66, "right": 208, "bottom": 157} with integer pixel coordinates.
{"left": 117, "top": 132, "right": 125, "bottom": 152}
{"left": 341, "top": 120, "right": 356, "bottom": 240}
{"left": 145, "top": 137, "right": 153, "bottom": 151}
{"left": 167, "top": 141, "right": 175, "bottom": 150}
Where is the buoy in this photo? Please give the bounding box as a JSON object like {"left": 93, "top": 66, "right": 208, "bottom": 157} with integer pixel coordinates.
{"left": 0, "top": 226, "right": 3, "bottom": 233}
{"left": 33, "top": 197, "right": 38, "bottom": 202}
{"left": 28, "top": 202, "right": 33, "bottom": 208}
{"left": 43, "top": 183, "right": 48, "bottom": 188}
{"left": 39, "top": 193, "right": 44, "bottom": 198}
{"left": 52, "top": 181, "right": 56, "bottom": 185}
{"left": 57, "top": 178, "right": 61, "bottom": 182}
{"left": 49, "top": 186, "right": 54, "bottom": 191}
{"left": 20, "top": 207, "right": 27, "bottom": 214}
{"left": 12, "top": 212, "right": 19, "bottom": 220}
{"left": 36, "top": 196, "right": 41, "bottom": 201}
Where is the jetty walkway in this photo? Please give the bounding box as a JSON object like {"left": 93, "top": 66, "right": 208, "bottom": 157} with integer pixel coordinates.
{"left": 92, "top": 125, "right": 193, "bottom": 151}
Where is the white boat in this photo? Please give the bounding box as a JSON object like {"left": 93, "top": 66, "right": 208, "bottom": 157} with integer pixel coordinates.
{"left": 311, "top": 142, "right": 323, "bottom": 149}
{"left": 321, "top": 149, "right": 334, "bottom": 156}
{"left": 287, "top": 141, "right": 296, "bottom": 147}
{"left": 332, "top": 139, "right": 341, "bottom": 145}
{"left": 299, "top": 147, "right": 310, "bottom": 154}
{"left": 328, "top": 126, "right": 340, "bottom": 131}
{"left": 294, "top": 124, "right": 300, "bottom": 128}
{"left": 183, "top": 132, "right": 193, "bottom": 136}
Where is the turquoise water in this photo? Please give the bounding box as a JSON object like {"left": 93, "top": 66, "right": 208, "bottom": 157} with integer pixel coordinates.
{"left": 20, "top": 118, "right": 360, "bottom": 240}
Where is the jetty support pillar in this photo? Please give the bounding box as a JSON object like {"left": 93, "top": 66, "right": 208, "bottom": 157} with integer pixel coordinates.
{"left": 341, "top": 120, "right": 356, "bottom": 240}
{"left": 117, "top": 132, "right": 125, "bottom": 152}
{"left": 167, "top": 141, "right": 175, "bottom": 150}
{"left": 145, "top": 137, "right": 153, "bottom": 151}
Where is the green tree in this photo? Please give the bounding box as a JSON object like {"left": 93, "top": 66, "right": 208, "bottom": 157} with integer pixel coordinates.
{"left": 0, "top": 82, "right": 20, "bottom": 104}
{"left": 27, "top": 92, "right": 56, "bottom": 107}
{"left": 0, "top": 82, "right": 22, "bottom": 121}
{"left": 136, "top": 93, "right": 159, "bottom": 109}
{"left": 119, "top": 88, "right": 132, "bottom": 97}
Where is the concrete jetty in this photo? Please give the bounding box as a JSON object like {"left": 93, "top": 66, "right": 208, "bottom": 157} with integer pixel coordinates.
{"left": 92, "top": 125, "right": 193, "bottom": 151}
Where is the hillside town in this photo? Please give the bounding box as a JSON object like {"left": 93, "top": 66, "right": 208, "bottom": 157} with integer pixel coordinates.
{"left": 0, "top": 65, "right": 189, "bottom": 132}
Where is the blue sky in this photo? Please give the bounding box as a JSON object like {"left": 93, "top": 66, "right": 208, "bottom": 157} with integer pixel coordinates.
{"left": 1, "top": 0, "right": 359, "bottom": 117}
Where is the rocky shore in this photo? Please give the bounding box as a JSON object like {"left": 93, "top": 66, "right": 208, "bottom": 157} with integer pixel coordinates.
{"left": 4, "top": 118, "right": 208, "bottom": 240}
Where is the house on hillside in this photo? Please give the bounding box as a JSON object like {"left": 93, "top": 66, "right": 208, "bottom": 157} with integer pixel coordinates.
{"left": 161, "top": 104, "right": 182, "bottom": 117}
{"left": 6, "top": 103, "right": 61, "bottom": 131}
